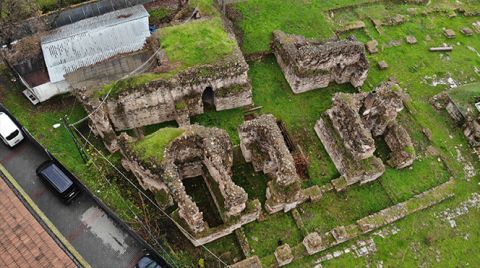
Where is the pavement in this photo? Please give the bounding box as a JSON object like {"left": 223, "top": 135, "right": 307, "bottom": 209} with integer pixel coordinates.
{"left": 0, "top": 136, "right": 145, "bottom": 267}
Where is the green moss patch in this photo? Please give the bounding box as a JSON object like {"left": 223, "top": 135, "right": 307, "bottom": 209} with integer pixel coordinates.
{"left": 158, "top": 18, "right": 236, "bottom": 69}
{"left": 131, "top": 128, "right": 184, "bottom": 163}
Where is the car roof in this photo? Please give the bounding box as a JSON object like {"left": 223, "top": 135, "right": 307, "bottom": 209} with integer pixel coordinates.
{"left": 0, "top": 112, "right": 19, "bottom": 137}
{"left": 38, "top": 163, "right": 73, "bottom": 193}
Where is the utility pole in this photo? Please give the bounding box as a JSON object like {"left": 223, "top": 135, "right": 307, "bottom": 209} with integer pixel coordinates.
{"left": 62, "top": 115, "right": 89, "bottom": 163}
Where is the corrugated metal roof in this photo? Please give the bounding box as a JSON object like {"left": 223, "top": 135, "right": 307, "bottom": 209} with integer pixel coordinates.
{"left": 41, "top": 5, "right": 150, "bottom": 83}
{"left": 42, "top": 5, "right": 149, "bottom": 44}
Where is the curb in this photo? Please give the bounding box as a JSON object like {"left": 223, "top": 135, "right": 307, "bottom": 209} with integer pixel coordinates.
{"left": 0, "top": 164, "right": 91, "bottom": 268}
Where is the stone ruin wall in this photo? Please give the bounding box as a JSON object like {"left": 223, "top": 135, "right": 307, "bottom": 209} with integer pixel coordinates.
{"left": 315, "top": 82, "right": 415, "bottom": 190}
{"left": 119, "top": 125, "right": 260, "bottom": 246}
{"left": 239, "top": 114, "right": 306, "bottom": 213}
{"left": 384, "top": 122, "right": 415, "bottom": 169}
{"left": 272, "top": 30, "right": 369, "bottom": 94}
{"left": 328, "top": 94, "right": 375, "bottom": 160}
{"left": 77, "top": 51, "right": 253, "bottom": 140}
{"left": 107, "top": 60, "right": 251, "bottom": 131}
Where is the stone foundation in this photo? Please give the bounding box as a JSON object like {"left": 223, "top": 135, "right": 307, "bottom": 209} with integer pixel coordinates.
{"left": 229, "top": 255, "right": 262, "bottom": 268}
{"left": 119, "top": 125, "right": 260, "bottom": 246}
{"left": 272, "top": 30, "right": 368, "bottom": 94}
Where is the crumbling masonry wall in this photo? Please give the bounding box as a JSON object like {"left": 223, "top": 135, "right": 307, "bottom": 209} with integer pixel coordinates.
{"left": 77, "top": 50, "right": 252, "bottom": 137}
{"left": 315, "top": 82, "right": 415, "bottom": 191}
{"left": 239, "top": 114, "right": 305, "bottom": 213}
{"left": 119, "top": 125, "right": 260, "bottom": 246}
{"left": 272, "top": 30, "right": 369, "bottom": 94}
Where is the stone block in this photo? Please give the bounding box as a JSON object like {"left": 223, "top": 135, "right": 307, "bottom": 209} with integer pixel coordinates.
{"left": 444, "top": 29, "right": 456, "bottom": 38}
{"left": 303, "top": 232, "right": 325, "bottom": 255}
{"left": 366, "top": 40, "right": 379, "bottom": 54}
{"left": 274, "top": 244, "right": 294, "bottom": 267}
{"left": 405, "top": 35, "right": 417, "bottom": 44}
{"left": 461, "top": 27, "right": 474, "bottom": 36}
{"left": 378, "top": 61, "right": 389, "bottom": 70}
{"left": 229, "top": 255, "right": 262, "bottom": 268}
{"left": 331, "top": 226, "right": 349, "bottom": 243}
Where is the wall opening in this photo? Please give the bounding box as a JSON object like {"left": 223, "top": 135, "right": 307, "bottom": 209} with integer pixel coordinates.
{"left": 202, "top": 86, "right": 215, "bottom": 111}
{"left": 183, "top": 176, "right": 224, "bottom": 228}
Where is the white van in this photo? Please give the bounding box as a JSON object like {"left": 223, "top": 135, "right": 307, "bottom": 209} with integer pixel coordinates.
{"left": 0, "top": 112, "right": 24, "bottom": 147}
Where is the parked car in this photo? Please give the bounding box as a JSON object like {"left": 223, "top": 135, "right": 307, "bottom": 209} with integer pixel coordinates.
{"left": 36, "top": 160, "right": 80, "bottom": 204}
{"left": 0, "top": 112, "right": 24, "bottom": 147}
{"left": 135, "top": 254, "right": 163, "bottom": 268}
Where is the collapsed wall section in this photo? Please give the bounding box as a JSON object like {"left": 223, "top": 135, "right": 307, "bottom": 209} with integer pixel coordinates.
{"left": 239, "top": 114, "right": 305, "bottom": 213}
{"left": 272, "top": 30, "right": 369, "bottom": 94}
{"left": 315, "top": 82, "right": 414, "bottom": 191}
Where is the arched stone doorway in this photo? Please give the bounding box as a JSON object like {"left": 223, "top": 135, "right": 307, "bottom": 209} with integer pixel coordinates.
{"left": 202, "top": 86, "right": 215, "bottom": 111}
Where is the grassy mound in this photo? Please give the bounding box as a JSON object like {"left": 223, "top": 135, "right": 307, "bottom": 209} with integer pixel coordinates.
{"left": 131, "top": 128, "right": 184, "bottom": 163}
{"left": 158, "top": 17, "right": 236, "bottom": 69}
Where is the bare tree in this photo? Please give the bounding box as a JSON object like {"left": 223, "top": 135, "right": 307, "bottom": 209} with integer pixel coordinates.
{"left": 0, "top": 0, "right": 39, "bottom": 46}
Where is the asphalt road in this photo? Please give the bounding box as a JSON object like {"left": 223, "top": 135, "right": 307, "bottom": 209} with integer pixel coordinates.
{"left": 0, "top": 135, "right": 145, "bottom": 267}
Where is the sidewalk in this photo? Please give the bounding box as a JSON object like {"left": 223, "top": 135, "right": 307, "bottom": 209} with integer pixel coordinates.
{"left": 0, "top": 167, "right": 86, "bottom": 267}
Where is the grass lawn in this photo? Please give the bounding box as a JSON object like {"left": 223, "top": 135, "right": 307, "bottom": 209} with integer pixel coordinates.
{"left": 158, "top": 17, "right": 237, "bottom": 68}
{"left": 243, "top": 211, "right": 303, "bottom": 258}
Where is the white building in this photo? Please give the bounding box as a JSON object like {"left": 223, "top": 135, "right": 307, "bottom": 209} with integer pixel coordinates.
{"left": 23, "top": 5, "right": 150, "bottom": 103}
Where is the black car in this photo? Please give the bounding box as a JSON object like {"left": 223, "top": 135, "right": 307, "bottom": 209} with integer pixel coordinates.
{"left": 36, "top": 160, "right": 80, "bottom": 204}
{"left": 136, "top": 254, "right": 163, "bottom": 268}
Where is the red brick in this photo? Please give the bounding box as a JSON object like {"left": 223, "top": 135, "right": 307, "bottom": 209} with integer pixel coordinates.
{"left": 0, "top": 178, "right": 76, "bottom": 267}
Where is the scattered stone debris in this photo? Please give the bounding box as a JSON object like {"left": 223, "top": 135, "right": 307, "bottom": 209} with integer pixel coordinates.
{"left": 455, "top": 147, "right": 476, "bottom": 180}
{"left": 352, "top": 238, "right": 377, "bottom": 257}
{"left": 272, "top": 30, "right": 369, "bottom": 93}
{"left": 444, "top": 29, "right": 456, "bottom": 39}
{"left": 406, "top": 35, "right": 417, "bottom": 44}
{"left": 461, "top": 27, "right": 474, "bottom": 36}
{"left": 373, "top": 224, "right": 400, "bottom": 238}
{"left": 315, "top": 238, "right": 378, "bottom": 264}
{"left": 388, "top": 40, "right": 402, "bottom": 47}
{"left": 435, "top": 193, "right": 480, "bottom": 228}
{"left": 472, "top": 21, "right": 480, "bottom": 33}
{"left": 367, "top": 40, "right": 379, "bottom": 54}
{"left": 378, "top": 61, "right": 389, "bottom": 70}
{"left": 424, "top": 74, "right": 458, "bottom": 88}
